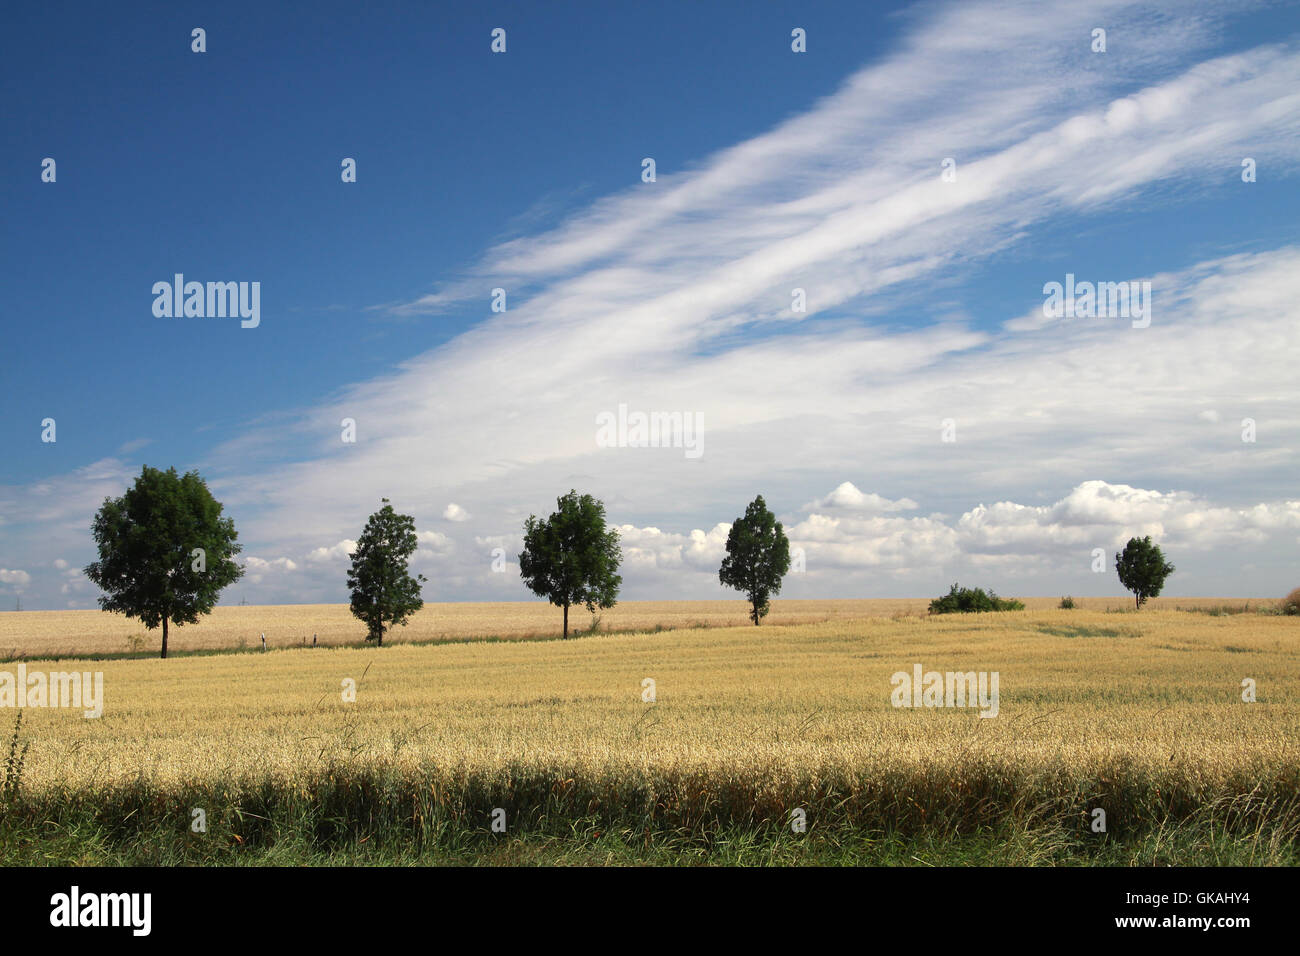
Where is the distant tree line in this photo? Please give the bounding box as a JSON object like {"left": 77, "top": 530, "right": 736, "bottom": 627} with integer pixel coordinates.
{"left": 84, "top": 465, "right": 1201, "bottom": 657}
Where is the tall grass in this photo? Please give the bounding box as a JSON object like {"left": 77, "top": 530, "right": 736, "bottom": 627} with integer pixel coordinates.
{"left": 5, "top": 756, "right": 1297, "bottom": 865}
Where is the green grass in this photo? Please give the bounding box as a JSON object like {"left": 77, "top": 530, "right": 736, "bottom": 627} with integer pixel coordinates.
{"left": 4, "top": 814, "right": 1294, "bottom": 867}
{"left": 3, "top": 759, "right": 1296, "bottom": 867}
{"left": 1034, "top": 625, "right": 1141, "bottom": 639}
{"left": 1174, "top": 602, "right": 1283, "bottom": 616}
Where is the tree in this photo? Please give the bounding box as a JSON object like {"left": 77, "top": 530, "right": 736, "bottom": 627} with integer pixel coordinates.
{"left": 1115, "top": 536, "right": 1175, "bottom": 609}
{"left": 84, "top": 465, "right": 243, "bottom": 659}
{"left": 347, "top": 499, "right": 426, "bottom": 645}
{"left": 719, "top": 494, "right": 791, "bottom": 625}
{"left": 518, "top": 490, "right": 622, "bottom": 638}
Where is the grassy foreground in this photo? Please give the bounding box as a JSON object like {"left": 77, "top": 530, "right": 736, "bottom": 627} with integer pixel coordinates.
{"left": 1, "top": 607, "right": 1297, "bottom": 865}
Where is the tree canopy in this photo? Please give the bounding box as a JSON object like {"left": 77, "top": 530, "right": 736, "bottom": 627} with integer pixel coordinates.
{"left": 84, "top": 465, "right": 243, "bottom": 658}
{"left": 347, "top": 499, "right": 426, "bottom": 645}
{"left": 518, "top": 490, "right": 622, "bottom": 638}
{"left": 719, "top": 494, "right": 791, "bottom": 625}
{"left": 1115, "top": 536, "right": 1175, "bottom": 609}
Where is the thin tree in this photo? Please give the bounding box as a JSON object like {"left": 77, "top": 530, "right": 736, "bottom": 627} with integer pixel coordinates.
{"left": 719, "top": 494, "right": 791, "bottom": 625}
{"left": 347, "top": 499, "right": 426, "bottom": 645}
{"left": 518, "top": 490, "right": 622, "bottom": 638}
{"left": 1115, "top": 535, "right": 1176, "bottom": 609}
{"left": 84, "top": 465, "right": 244, "bottom": 659}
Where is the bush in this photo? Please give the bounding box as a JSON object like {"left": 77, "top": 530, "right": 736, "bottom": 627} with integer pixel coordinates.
{"left": 1282, "top": 588, "right": 1300, "bottom": 616}
{"left": 929, "top": 583, "right": 1025, "bottom": 614}
{"left": 1059, "top": 596, "right": 1076, "bottom": 609}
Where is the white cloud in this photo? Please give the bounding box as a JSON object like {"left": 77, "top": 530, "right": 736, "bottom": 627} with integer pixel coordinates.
{"left": 245, "top": 556, "right": 299, "bottom": 572}
{"left": 414, "top": 531, "right": 455, "bottom": 561}
{"left": 615, "top": 523, "right": 731, "bottom": 574}
{"left": 955, "top": 481, "right": 1300, "bottom": 557}
{"left": 804, "top": 482, "right": 918, "bottom": 513}
{"left": 0, "top": 569, "right": 32, "bottom": 589}
{"left": 781, "top": 480, "right": 1300, "bottom": 579}
{"left": 305, "top": 540, "right": 356, "bottom": 564}
{"left": 243, "top": 556, "right": 299, "bottom": 586}
{"left": 60, "top": 572, "right": 92, "bottom": 596}
{"left": 443, "top": 503, "right": 471, "bottom": 522}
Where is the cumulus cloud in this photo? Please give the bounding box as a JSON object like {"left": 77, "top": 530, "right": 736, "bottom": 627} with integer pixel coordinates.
{"left": 0, "top": 569, "right": 32, "bottom": 589}
{"left": 780, "top": 480, "right": 1300, "bottom": 582}
{"left": 242, "top": 556, "right": 299, "bottom": 586}
{"left": 615, "top": 523, "right": 732, "bottom": 574}
{"left": 956, "top": 481, "right": 1300, "bottom": 557}
{"left": 804, "top": 482, "right": 919, "bottom": 513}
{"left": 245, "top": 556, "right": 299, "bottom": 572}
{"left": 414, "top": 530, "right": 455, "bottom": 562}
{"left": 305, "top": 540, "right": 356, "bottom": 564}
{"left": 787, "top": 511, "right": 960, "bottom": 571}
{"left": 442, "top": 503, "right": 471, "bottom": 522}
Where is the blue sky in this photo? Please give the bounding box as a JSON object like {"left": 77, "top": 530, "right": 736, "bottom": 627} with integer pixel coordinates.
{"left": 2, "top": 0, "right": 1299, "bottom": 609}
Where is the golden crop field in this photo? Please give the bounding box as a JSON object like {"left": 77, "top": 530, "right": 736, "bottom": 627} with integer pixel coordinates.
{"left": 0, "top": 596, "right": 1268, "bottom": 658}
{"left": 4, "top": 604, "right": 1296, "bottom": 866}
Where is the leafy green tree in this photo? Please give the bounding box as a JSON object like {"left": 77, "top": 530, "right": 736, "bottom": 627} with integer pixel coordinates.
{"left": 719, "top": 494, "right": 791, "bottom": 625}
{"left": 84, "top": 465, "right": 244, "bottom": 659}
{"left": 347, "top": 499, "right": 426, "bottom": 645}
{"left": 1115, "top": 536, "right": 1175, "bottom": 609}
{"left": 518, "top": 490, "right": 622, "bottom": 638}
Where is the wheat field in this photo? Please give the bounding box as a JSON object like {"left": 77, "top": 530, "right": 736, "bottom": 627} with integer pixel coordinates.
{"left": 3, "top": 603, "right": 1296, "bottom": 863}
{"left": 0, "top": 596, "right": 1271, "bottom": 658}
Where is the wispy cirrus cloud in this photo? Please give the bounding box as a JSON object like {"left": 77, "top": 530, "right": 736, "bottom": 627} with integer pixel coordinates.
{"left": 4, "top": 0, "right": 1298, "bottom": 607}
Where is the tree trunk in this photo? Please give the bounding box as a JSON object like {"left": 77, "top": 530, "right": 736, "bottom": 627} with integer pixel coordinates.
{"left": 563, "top": 603, "right": 569, "bottom": 639}
{"left": 161, "top": 617, "right": 168, "bottom": 659}
{"left": 377, "top": 624, "right": 384, "bottom": 647}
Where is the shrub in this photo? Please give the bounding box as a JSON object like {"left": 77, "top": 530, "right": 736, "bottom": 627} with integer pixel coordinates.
{"left": 1282, "top": 588, "right": 1300, "bottom": 616}
{"left": 1059, "top": 596, "right": 1076, "bottom": 609}
{"left": 929, "top": 583, "right": 1025, "bottom": 614}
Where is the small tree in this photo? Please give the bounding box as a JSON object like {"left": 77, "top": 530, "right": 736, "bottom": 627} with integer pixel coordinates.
{"left": 1115, "top": 536, "right": 1175, "bottom": 609}
{"left": 719, "top": 494, "right": 791, "bottom": 625}
{"left": 518, "top": 490, "right": 622, "bottom": 638}
{"left": 347, "top": 499, "right": 426, "bottom": 645}
{"left": 84, "top": 465, "right": 244, "bottom": 659}
{"left": 928, "top": 583, "right": 1025, "bottom": 614}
